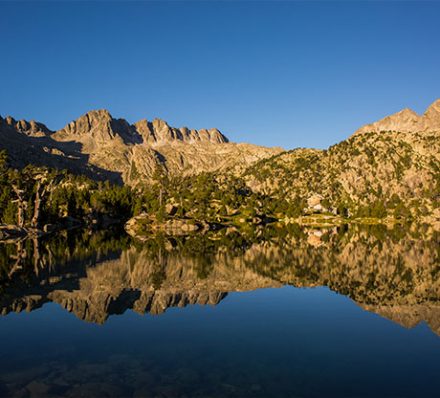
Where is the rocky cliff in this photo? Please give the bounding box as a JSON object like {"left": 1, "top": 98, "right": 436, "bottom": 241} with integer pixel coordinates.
{"left": 0, "top": 110, "right": 281, "bottom": 185}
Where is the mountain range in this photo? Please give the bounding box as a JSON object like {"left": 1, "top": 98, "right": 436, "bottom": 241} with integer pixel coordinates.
{"left": 0, "top": 109, "right": 281, "bottom": 185}
{"left": 1, "top": 99, "right": 439, "bottom": 223}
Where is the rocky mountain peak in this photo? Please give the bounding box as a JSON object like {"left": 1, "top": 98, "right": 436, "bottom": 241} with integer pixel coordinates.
{"left": 397, "top": 108, "right": 419, "bottom": 117}
{"left": 57, "top": 109, "right": 112, "bottom": 136}
{"left": 133, "top": 117, "right": 228, "bottom": 145}
{"left": 54, "top": 110, "right": 230, "bottom": 146}
{"left": 355, "top": 99, "right": 440, "bottom": 135}
{"left": 151, "top": 118, "right": 178, "bottom": 142}
{"left": 425, "top": 98, "right": 440, "bottom": 121}
{"left": 0, "top": 109, "right": 279, "bottom": 184}
{"left": 133, "top": 119, "right": 155, "bottom": 144}
{"left": 55, "top": 109, "right": 139, "bottom": 144}
{"left": 151, "top": 118, "right": 170, "bottom": 129}
{"left": 1, "top": 115, "right": 52, "bottom": 137}
{"left": 86, "top": 108, "right": 113, "bottom": 119}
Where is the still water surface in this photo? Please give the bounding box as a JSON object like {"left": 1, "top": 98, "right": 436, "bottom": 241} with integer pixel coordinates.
{"left": 0, "top": 225, "right": 439, "bottom": 397}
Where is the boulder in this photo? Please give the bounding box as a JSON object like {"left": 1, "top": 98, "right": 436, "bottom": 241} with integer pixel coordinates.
{"left": 165, "top": 203, "right": 178, "bottom": 216}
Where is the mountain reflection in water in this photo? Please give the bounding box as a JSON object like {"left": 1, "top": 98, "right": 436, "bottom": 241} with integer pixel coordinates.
{"left": 0, "top": 225, "right": 440, "bottom": 398}
{"left": 1, "top": 224, "right": 439, "bottom": 333}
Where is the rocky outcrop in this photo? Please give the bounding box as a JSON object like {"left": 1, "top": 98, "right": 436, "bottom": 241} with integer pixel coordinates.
{"left": 355, "top": 99, "right": 440, "bottom": 134}
{"left": 134, "top": 118, "right": 228, "bottom": 145}
{"left": 54, "top": 109, "right": 141, "bottom": 145}
{"left": 2, "top": 115, "right": 52, "bottom": 137}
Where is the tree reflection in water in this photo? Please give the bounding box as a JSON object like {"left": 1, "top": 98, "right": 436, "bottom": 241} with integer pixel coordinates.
{"left": 0, "top": 224, "right": 439, "bottom": 333}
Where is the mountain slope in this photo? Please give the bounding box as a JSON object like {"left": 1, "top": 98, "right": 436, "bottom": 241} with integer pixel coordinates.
{"left": 245, "top": 99, "right": 440, "bottom": 220}
{"left": 0, "top": 114, "right": 121, "bottom": 182}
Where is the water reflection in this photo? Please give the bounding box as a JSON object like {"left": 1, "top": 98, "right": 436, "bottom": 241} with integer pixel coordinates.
{"left": 1, "top": 224, "right": 439, "bottom": 333}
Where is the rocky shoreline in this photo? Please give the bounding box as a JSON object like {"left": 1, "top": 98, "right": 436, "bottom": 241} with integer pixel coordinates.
{"left": 3, "top": 213, "right": 436, "bottom": 243}
{"left": 124, "top": 212, "right": 440, "bottom": 240}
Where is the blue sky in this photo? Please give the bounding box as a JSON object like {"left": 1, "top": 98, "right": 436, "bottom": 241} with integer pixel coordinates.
{"left": 1, "top": 1, "right": 439, "bottom": 149}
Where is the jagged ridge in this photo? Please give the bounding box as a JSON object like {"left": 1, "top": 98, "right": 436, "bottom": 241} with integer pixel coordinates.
{"left": 0, "top": 110, "right": 281, "bottom": 185}
{"left": 355, "top": 98, "right": 440, "bottom": 134}
{"left": 54, "top": 109, "right": 229, "bottom": 145}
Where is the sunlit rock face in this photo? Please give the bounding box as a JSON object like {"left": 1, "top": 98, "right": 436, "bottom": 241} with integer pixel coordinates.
{"left": 0, "top": 225, "right": 439, "bottom": 333}
{"left": 134, "top": 118, "right": 228, "bottom": 145}
{"left": 2, "top": 116, "right": 52, "bottom": 137}
{"left": 355, "top": 99, "right": 440, "bottom": 135}
{"left": 0, "top": 110, "right": 281, "bottom": 185}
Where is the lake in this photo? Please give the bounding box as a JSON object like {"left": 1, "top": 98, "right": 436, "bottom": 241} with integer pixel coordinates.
{"left": 0, "top": 224, "right": 439, "bottom": 397}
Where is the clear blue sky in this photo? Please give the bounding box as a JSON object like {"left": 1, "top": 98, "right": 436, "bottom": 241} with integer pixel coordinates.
{"left": 1, "top": 1, "right": 439, "bottom": 149}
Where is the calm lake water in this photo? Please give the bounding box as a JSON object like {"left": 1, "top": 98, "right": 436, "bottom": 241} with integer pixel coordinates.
{"left": 0, "top": 225, "right": 439, "bottom": 397}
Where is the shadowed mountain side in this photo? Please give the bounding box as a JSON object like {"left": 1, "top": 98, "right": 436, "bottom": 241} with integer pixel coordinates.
{"left": 0, "top": 116, "right": 123, "bottom": 183}
{"left": 1, "top": 110, "right": 282, "bottom": 186}
{"left": 0, "top": 226, "right": 439, "bottom": 332}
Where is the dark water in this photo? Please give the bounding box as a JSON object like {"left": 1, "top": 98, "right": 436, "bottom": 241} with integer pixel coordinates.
{"left": 0, "top": 225, "right": 439, "bottom": 397}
